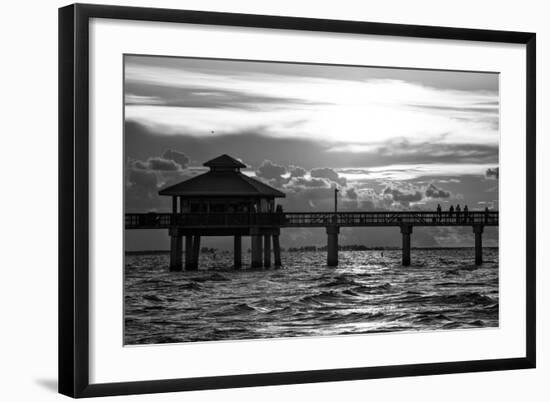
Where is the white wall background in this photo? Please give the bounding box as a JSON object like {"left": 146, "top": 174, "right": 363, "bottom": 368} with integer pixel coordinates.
{"left": 0, "top": 0, "right": 547, "bottom": 400}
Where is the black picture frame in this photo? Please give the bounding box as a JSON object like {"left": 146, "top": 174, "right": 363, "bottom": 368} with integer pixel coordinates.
{"left": 59, "top": 3, "right": 536, "bottom": 398}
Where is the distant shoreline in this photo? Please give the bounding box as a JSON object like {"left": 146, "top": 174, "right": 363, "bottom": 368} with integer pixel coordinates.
{"left": 126, "top": 246, "right": 499, "bottom": 255}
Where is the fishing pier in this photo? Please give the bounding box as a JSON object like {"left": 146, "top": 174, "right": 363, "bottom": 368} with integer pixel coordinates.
{"left": 125, "top": 155, "right": 499, "bottom": 270}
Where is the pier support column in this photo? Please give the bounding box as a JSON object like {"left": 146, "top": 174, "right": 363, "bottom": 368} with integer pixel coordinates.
{"left": 473, "top": 225, "right": 484, "bottom": 265}
{"left": 264, "top": 235, "right": 271, "bottom": 268}
{"left": 273, "top": 234, "right": 282, "bottom": 267}
{"left": 234, "top": 235, "right": 242, "bottom": 269}
{"left": 401, "top": 225, "right": 413, "bottom": 266}
{"left": 326, "top": 225, "right": 340, "bottom": 267}
{"left": 250, "top": 228, "right": 263, "bottom": 268}
{"left": 169, "top": 228, "right": 183, "bottom": 271}
{"left": 187, "top": 235, "right": 200, "bottom": 271}
{"left": 185, "top": 235, "right": 193, "bottom": 270}
{"left": 171, "top": 197, "right": 177, "bottom": 224}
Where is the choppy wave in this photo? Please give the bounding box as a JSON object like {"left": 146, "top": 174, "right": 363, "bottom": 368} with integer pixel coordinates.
{"left": 124, "top": 248, "right": 499, "bottom": 344}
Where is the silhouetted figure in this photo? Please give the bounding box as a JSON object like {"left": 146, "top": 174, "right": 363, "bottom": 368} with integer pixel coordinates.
{"left": 449, "top": 205, "right": 454, "bottom": 221}
{"left": 456, "top": 204, "right": 461, "bottom": 223}
{"left": 436, "top": 204, "right": 442, "bottom": 221}
{"left": 276, "top": 204, "right": 284, "bottom": 224}
{"left": 463, "top": 205, "right": 469, "bottom": 222}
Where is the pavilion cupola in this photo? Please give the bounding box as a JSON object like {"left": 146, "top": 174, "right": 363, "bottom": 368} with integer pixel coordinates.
{"left": 203, "top": 154, "right": 247, "bottom": 172}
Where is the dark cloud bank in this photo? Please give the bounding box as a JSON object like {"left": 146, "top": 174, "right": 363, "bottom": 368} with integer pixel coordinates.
{"left": 124, "top": 120, "right": 499, "bottom": 170}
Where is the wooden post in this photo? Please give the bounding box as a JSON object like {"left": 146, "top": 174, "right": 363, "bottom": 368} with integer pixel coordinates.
{"left": 401, "top": 225, "right": 413, "bottom": 266}
{"left": 263, "top": 235, "right": 271, "bottom": 268}
{"left": 250, "top": 228, "right": 263, "bottom": 268}
{"left": 326, "top": 225, "right": 339, "bottom": 266}
{"left": 273, "top": 234, "right": 282, "bottom": 267}
{"left": 473, "top": 225, "right": 484, "bottom": 265}
{"left": 169, "top": 227, "right": 182, "bottom": 271}
{"left": 234, "top": 235, "right": 242, "bottom": 269}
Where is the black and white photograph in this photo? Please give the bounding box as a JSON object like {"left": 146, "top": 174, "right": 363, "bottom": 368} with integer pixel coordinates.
{"left": 124, "top": 55, "right": 500, "bottom": 345}
{"left": 1, "top": 0, "right": 544, "bottom": 399}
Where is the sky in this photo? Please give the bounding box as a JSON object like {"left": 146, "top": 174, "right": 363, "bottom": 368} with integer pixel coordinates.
{"left": 124, "top": 55, "right": 499, "bottom": 250}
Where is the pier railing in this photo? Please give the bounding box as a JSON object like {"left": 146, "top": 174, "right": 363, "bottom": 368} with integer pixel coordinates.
{"left": 283, "top": 211, "right": 497, "bottom": 226}
{"left": 125, "top": 211, "right": 498, "bottom": 229}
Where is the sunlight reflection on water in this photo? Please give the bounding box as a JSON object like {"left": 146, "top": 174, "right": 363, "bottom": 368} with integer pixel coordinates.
{"left": 124, "top": 249, "right": 498, "bottom": 345}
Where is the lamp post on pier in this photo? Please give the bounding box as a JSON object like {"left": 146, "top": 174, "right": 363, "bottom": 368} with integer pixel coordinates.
{"left": 334, "top": 187, "right": 339, "bottom": 220}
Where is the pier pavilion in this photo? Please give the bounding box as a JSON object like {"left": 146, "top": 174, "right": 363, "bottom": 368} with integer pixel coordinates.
{"left": 158, "top": 154, "right": 285, "bottom": 270}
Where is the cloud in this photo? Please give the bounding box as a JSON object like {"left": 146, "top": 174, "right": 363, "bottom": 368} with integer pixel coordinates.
{"left": 346, "top": 188, "right": 358, "bottom": 200}
{"left": 425, "top": 183, "right": 451, "bottom": 199}
{"left": 125, "top": 94, "right": 164, "bottom": 105}
{"left": 486, "top": 167, "right": 499, "bottom": 179}
{"left": 253, "top": 159, "right": 459, "bottom": 212}
{"left": 125, "top": 70, "right": 499, "bottom": 159}
{"left": 382, "top": 182, "right": 454, "bottom": 207}
{"left": 128, "top": 168, "right": 157, "bottom": 188}
{"left": 147, "top": 157, "right": 181, "bottom": 171}
{"left": 133, "top": 160, "right": 149, "bottom": 170}
{"left": 290, "top": 177, "right": 329, "bottom": 188}
{"left": 125, "top": 81, "right": 325, "bottom": 111}
{"left": 406, "top": 103, "right": 498, "bottom": 114}
{"left": 310, "top": 167, "right": 347, "bottom": 186}
{"left": 289, "top": 165, "right": 307, "bottom": 177}
{"left": 126, "top": 151, "right": 195, "bottom": 213}
{"left": 124, "top": 120, "right": 497, "bottom": 173}
{"left": 256, "top": 160, "right": 287, "bottom": 180}
{"left": 383, "top": 186, "right": 423, "bottom": 206}
{"left": 133, "top": 156, "right": 182, "bottom": 171}
{"left": 162, "top": 149, "right": 189, "bottom": 168}
{"left": 329, "top": 139, "right": 498, "bottom": 165}
{"left": 125, "top": 166, "right": 165, "bottom": 212}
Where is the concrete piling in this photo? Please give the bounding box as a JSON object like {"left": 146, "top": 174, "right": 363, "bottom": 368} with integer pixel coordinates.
{"left": 326, "top": 225, "right": 340, "bottom": 266}
{"left": 263, "top": 235, "right": 271, "bottom": 268}
{"left": 401, "top": 225, "right": 413, "bottom": 266}
{"left": 169, "top": 227, "right": 183, "bottom": 271}
{"left": 473, "top": 225, "right": 484, "bottom": 265}
{"left": 188, "top": 235, "right": 200, "bottom": 271}
{"left": 184, "top": 235, "right": 193, "bottom": 270}
{"left": 251, "top": 228, "right": 263, "bottom": 268}
{"left": 234, "top": 235, "right": 242, "bottom": 269}
{"left": 273, "top": 234, "right": 282, "bottom": 267}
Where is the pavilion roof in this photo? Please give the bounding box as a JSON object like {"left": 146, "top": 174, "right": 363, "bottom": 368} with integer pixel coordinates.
{"left": 158, "top": 155, "right": 285, "bottom": 198}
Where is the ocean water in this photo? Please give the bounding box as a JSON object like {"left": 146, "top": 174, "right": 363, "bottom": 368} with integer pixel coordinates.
{"left": 124, "top": 248, "right": 499, "bottom": 345}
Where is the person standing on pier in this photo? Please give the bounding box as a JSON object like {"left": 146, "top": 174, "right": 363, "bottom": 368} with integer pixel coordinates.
{"left": 463, "top": 205, "right": 469, "bottom": 223}
{"left": 456, "top": 204, "right": 461, "bottom": 223}
{"left": 276, "top": 204, "right": 284, "bottom": 225}
{"left": 436, "top": 204, "right": 442, "bottom": 222}
{"left": 449, "top": 204, "right": 454, "bottom": 221}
